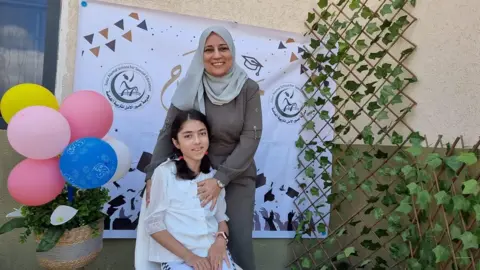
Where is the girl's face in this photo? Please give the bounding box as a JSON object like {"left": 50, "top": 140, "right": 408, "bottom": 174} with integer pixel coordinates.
{"left": 203, "top": 33, "right": 233, "bottom": 77}
{"left": 172, "top": 119, "right": 209, "bottom": 162}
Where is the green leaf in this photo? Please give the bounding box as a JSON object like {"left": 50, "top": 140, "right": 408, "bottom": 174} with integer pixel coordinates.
{"left": 375, "top": 229, "right": 389, "bottom": 238}
{"left": 319, "top": 110, "right": 330, "bottom": 120}
{"left": 407, "top": 258, "right": 422, "bottom": 270}
{"left": 361, "top": 7, "right": 373, "bottom": 19}
{"left": 307, "top": 12, "right": 315, "bottom": 23}
{"left": 362, "top": 126, "right": 374, "bottom": 145}
{"left": 355, "top": 39, "right": 368, "bottom": 51}
{"left": 460, "top": 231, "right": 478, "bottom": 250}
{"left": 344, "top": 246, "right": 356, "bottom": 257}
{"left": 463, "top": 179, "right": 479, "bottom": 195}
{"left": 382, "top": 191, "right": 397, "bottom": 207}
{"left": 317, "top": 24, "right": 329, "bottom": 35}
{"left": 0, "top": 218, "right": 25, "bottom": 234}
{"left": 434, "top": 190, "right": 451, "bottom": 205}
{"left": 474, "top": 204, "right": 480, "bottom": 221}
{"left": 391, "top": 131, "right": 403, "bottom": 144}
{"left": 433, "top": 245, "right": 450, "bottom": 263}
{"left": 304, "top": 149, "right": 315, "bottom": 161}
{"left": 351, "top": 93, "right": 365, "bottom": 103}
{"left": 366, "top": 22, "right": 380, "bottom": 35}
{"left": 402, "top": 165, "right": 416, "bottom": 179}
{"left": 407, "top": 182, "right": 419, "bottom": 194}
{"left": 37, "top": 227, "right": 65, "bottom": 252}
{"left": 450, "top": 224, "right": 462, "bottom": 240}
{"left": 410, "top": 0, "right": 416, "bottom": 6}
{"left": 295, "top": 136, "right": 306, "bottom": 148}
{"left": 304, "top": 121, "right": 315, "bottom": 130}
{"left": 457, "top": 152, "right": 478, "bottom": 165}
{"left": 453, "top": 195, "right": 471, "bottom": 212}
{"left": 360, "top": 259, "right": 371, "bottom": 268}
{"left": 349, "top": 0, "right": 360, "bottom": 10}
{"left": 380, "top": 4, "right": 392, "bottom": 16}
{"left": 400, "top": 47, "right": 414, "bottom": 60}
{"left": 433, "top": 223, "right": 443, "bottom": 234}
{"left": 396, "top": 196, "right": 412, "bottom": 214}
{"left": 390, "top": 242, "right": 409, "bottom": 260}
{"left": 377, "top": 111, "right": 389, "bottom": 121}
{"left": 407, "top": 145, "right": 422, "bottom": 157}
{"left": 426, "top": 153, "right": 442, "bottom": 169}
{"left": 373, "top": 208, "right": 384, "bottom": 220}
{"left": 392, "top": 0, "right": 406, "bottom": 9}
{"left": 317, "top": 223, "right": 326, "bottom": 233}
{"left": 314, "top": 249, "right": 323, "bottom": 260}
{"left": 344, "top": 80, "right": 361, "bottom": 91}
{"left": 301, "top": 257, "right": 312, "bottom": 268}
{"left": 318, "top": 0, "right": 328, "bottom": 9}
{"left": 416, "top": 190, "right": 431, "bottom": 210}
{"left": 311, "top": 186, "right": 320, "bottom": 197}
{"left": 305, "top": 167, "right": 315, "bottom": 178}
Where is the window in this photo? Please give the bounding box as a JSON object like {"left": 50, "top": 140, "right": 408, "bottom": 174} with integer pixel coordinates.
{"left": 0, "top": 0, "right": 60, "bottom": 129}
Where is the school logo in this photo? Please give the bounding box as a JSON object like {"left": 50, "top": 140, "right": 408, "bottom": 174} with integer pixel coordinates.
{"left": 103, "top": 63, "right": 152, "bottom": 110}
{"left": 270, "top": 83, "right": 305, "bottom": 124}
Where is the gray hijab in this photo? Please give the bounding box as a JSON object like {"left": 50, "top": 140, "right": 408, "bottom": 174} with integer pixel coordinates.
{"left": 170, "top": 26, "right": 248, "bottom": 113}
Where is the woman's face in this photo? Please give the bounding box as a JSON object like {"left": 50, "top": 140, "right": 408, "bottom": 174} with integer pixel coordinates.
{"left": 172, "top": 119, "right": 209, "bottom": 162}
{"left": 203, "top": 33, "right": 233, "bottom": 77}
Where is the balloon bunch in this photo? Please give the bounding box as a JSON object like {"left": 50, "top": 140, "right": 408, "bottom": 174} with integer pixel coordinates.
{"left": 1, "top": 84, "right": 131, "bottom": 207}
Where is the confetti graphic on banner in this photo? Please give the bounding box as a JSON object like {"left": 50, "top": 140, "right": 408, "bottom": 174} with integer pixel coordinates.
{"left": 286, "top": 38, "right": 295, "bottom": 43}
{"left": 129, "top": 12, "right": 139, "bottom": 20}
{"left": 137, "top": 20, "right": 148, "bottom": 31}
{"left": 122, "top": 30, "right": 133, "bottom": 42}
{"left": 90, "top": 46, "right": 100, "bottom": 57}
{"left": 84, "top": 34, "right": 94, "bottom": 44}
{"left": 99, "top": 28, "right": 109, "bottom": 39}
{"left": 278, "top": 41, "right": 286, "bottom": 49}
{"left": 114, "top": 19, "right": 124, "bottom": 30}
{"left": 105, "top": 40, "right": 116, "bottom": 52}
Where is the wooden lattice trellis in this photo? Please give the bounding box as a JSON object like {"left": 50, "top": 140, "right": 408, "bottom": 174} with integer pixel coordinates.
{"left": 287, "top": 1, "right": 479, "bottom": 269}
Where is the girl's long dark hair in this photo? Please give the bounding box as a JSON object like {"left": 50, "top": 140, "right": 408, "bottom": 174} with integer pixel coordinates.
{"left": 170, "top": 109, "right": 212, "bottom": 180}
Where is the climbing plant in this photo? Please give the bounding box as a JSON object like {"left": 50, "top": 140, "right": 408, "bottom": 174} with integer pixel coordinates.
{"left": 286, "top": 0, "right": 475, "bottom": 269}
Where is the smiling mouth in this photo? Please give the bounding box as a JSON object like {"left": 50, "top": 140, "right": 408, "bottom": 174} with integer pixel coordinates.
{"left": 212, "top": 62, "right": 225, "bottom": 67}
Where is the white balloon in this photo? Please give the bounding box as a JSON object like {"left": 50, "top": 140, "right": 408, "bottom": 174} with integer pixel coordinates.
{"left": 103, "top": 136, "right": 132, "bottom": 183}
{"left": 50, "top": 205, "right": 78, "bottom": 226}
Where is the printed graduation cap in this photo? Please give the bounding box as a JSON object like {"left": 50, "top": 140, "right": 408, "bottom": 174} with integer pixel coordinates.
{"left": 286, "top": 187, "right": 299, "bottom": 198}
{"left": 255, "top": 173, "right": 266, "bottom": 188}
{"left": 241, "top": 55, "right": 263, "bottom": 76}
{"left": 136, "top": 151, "right": 152, "bottom": 173}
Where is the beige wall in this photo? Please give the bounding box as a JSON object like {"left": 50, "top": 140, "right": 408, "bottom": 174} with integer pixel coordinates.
{"left": 2, "top": 0, "right": 480, "bottom": 269}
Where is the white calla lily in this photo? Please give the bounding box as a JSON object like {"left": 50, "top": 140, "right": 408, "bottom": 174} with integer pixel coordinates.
{"left": 50, "top": 205, "right": 78, "bottom": 226}
{"left": 6, "top": 207, "right": 23, "bottom": 218}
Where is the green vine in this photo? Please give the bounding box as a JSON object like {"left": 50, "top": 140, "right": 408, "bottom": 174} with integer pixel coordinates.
{"left": 290, "top": 0, "right": 476, "bottom": 269}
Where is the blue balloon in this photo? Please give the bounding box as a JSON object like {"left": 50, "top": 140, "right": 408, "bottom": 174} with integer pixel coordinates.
{"left": 59, "top": 137, "right": 118, "bottom": 189}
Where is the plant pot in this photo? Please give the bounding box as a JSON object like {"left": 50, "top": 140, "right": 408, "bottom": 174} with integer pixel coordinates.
{"left": 34, "top": 219, "right": 104, "bottom": 270}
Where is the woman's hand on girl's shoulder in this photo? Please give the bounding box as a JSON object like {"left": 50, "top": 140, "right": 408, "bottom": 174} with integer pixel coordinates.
{"left": 197, "top": 178, "right": 222, "bottom": 210}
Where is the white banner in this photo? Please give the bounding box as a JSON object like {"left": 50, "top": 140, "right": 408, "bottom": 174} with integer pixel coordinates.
{"left": 73, "top": 0, "right": 334, "bottom": 239}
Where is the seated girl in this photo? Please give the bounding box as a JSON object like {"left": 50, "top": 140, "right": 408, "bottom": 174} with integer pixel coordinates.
{"left": 135, "top": 109, "right": 234, "bottom": 270}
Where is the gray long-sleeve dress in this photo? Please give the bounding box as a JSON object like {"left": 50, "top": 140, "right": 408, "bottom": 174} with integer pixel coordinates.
{"left": 144, "top": 78, "right": 262, "bottom": 270}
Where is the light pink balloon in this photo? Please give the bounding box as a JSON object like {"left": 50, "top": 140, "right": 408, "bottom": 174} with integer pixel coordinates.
{"left": 7, "top": 106, "right": 71, "bottom": 159}
{"left": 8, "top": 158, "right": 65, "bottom": 206}
{"left": 59, "top": 90, "right": 113, "bottom": 142}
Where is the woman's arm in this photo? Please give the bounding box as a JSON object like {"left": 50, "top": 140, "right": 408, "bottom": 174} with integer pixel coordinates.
{"left": 144, "top": 105, "right": 180, "bottom": 181}
{"left": 213, "top": 80, "right": 263, "bottom": 186}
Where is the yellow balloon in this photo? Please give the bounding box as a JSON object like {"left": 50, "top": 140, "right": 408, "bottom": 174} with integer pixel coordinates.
{"left": 0, "top": 83, "right": 59, "bottom": 123}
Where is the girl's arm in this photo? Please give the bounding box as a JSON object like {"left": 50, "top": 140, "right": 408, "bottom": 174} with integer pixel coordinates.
{"left": 144, "top": 169, "right": 196, "bottom": 261}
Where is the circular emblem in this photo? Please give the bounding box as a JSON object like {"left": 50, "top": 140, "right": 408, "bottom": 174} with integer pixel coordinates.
{"left": 270, "top": 83, "right": 305, "bottom": 124}
{"left": 103, "top": 63, "right": 152, "bottom": 110}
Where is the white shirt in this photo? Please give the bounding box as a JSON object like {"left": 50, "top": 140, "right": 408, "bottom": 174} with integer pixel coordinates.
{"left": 139, "top": 160, "right": 228, "bottom": 264}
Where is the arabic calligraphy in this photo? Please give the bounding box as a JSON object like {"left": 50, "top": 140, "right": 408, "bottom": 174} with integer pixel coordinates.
{"left": 160, "top": 65, "right": 182, "bottom": 111}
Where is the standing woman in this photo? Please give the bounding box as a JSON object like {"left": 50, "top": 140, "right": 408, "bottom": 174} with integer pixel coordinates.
{"left": 144, "top": 26, "right": 262, "bottom": 270}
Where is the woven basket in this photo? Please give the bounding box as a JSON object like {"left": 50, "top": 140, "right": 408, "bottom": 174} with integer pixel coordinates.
{"left": 35, "top": 219, "right": 104, "bottom": 270}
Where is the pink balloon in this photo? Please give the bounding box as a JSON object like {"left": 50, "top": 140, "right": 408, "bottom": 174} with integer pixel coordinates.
{"left": 7, "top": 106, "right": 71, "bottom": 159}
{"left": 59, "top": 90, "right": 113, "bottom": 142}
{"left": 8, "top": 158, "right": 65, "bottom": 206}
